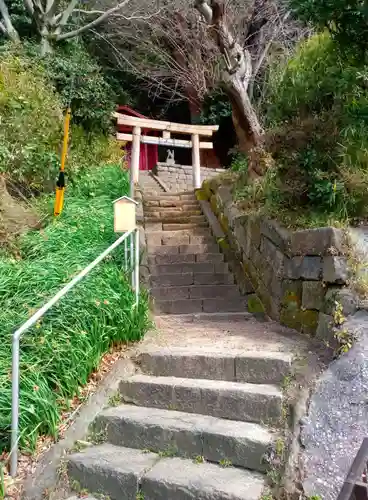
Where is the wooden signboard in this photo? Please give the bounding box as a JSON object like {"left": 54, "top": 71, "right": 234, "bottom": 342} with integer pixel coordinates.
{"left": 113, "top": 196, "right": 138, "bottom": 233}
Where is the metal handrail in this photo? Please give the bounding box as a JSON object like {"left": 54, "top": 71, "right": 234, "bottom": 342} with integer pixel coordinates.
{"left": 10, "top": 228, "right": 140, "bottom": 476}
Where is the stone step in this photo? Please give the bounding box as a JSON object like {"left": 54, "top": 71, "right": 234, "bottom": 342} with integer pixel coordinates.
{"left": 148, "top": 252, "right": 224, "bottom": 265}
{"left": 94, "top": 405, "right": 274, "bottom": 471}
{"left": 148, "top": 243, "right": 219, "bottom": 256}
{"left": 144, "top": 209, "right": 202, "bottom": 218}
{"left": 150, "top": 273, "right": 235, "bottom": 287}
{"left": 145, "top": 215, "right": 207, "bottom": 224}
{"left": 144, "top": 193, "right": 195, "bottom": 203}
{"left": 68, "top": 444, "right": 265, "bottom": 500}
{"left": 144, "top": 199, "right": 199, "bottom": 208}
{"left": 151, "top": 284, "right": 239, "bottom": 300}
{"left": 119, "top": 375, "right": 282, "bottom": 424}
{"left": 138, "top": 348, "right": 292, "bottom": 385}
{"left": 141, "top": 456, "right": 265, "bottom": 500}
{"left": 162, "top": 222, "right": 209, "bottom": 231}
{"left": 146, "top": 231, "right": 213, "bottom": 246}
{"left": 153, "top": 297, "right": 247, "bottom": 314}
{"left": 155, "top": 311, "right": 257, "bottom": 322}
{"left": 150, "top": 262, "right": 228, "bottom": 275}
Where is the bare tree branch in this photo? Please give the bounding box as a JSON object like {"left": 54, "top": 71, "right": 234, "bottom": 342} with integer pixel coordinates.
{"left": 57, "top": 0, "right": 79, "bottom": 28}
{"left": 56, "top": 0, "right": 131, "bottom": 41}
{"left": 23, "top": 0, "right": 34, "bottom": 16}
{"left": 0, "top": 0, "right": 20, "bottom": 41}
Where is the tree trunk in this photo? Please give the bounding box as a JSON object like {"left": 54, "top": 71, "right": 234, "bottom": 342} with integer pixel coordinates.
{"left": 40, "top": 36, "right": 53, "bottom": 56}
{"left": 194, "top": 0, "right": 263, "bottom": 152}
{"left": 227, "top": 75, "right": 263, "bottom": 152}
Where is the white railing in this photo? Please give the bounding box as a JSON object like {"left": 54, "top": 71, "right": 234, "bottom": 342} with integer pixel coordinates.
{"left": 10, "top": 228, "right": 139, "bottom": 477}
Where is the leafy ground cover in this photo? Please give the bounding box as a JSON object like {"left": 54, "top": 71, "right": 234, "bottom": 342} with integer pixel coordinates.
{"left": 0, "top": 164, "right": 149, "bottom": 453}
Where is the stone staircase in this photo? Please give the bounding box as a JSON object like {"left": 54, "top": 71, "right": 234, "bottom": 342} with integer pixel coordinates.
{"left": 65, "top": 181, "right": 310, "bottom": 500}
{"left": 144, "top": 190, "right": 248, "bottom": 315}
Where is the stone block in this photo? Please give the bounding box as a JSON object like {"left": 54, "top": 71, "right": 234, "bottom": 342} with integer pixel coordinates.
{"left": 280, "top": 308, "right": 303, "bottom": 332}
{"left": 301, "top": 309, "right": 319, "bottom": 335}
{"left": 243, "top": 259, "right": 260, "bottom": 288}
{"left": 251, "top": 246, "right": 264, "bottom": 272}
{"left": 142, "top": 456, "right": 265, "bottom": 500}
{"left": 260, "top": 236, "right": 285, "bottom": 277}
{"left": 95, "top": 405, "right": 272, "bottom": 472}
{"left": 260, "top": 218, "right": 291, "bottom": 252}
{"left": 202, "top": 297, "right": 247, "bottom": 313}
{"left": 315, "top": 312, "right": 336, "bottom": 346}
{"left": 248, "top": 216, "right": 261, "bottom": 249}
{"left": 67, "top": 444, "right": 157, "bottom": 500}
{"left": 193, "top": 273, "right": 234, "bottom": 285}
{"left": 285, "top": 256, "right": 322, "bottom": 280}
{"left": 290, "top": 227, "right": 344, "bottom": 256}
{"left": 120, "top": 375, "right": 282, "bottom": 424}
{"left": 302, "top": 281, "right": 325, "bottom": 310}
{"left": 281, "top": 280, "right": 302, "bottom": 310}
{"left": 324, "top": 287, "right": 358, "bottom": 316}
{"left": 150, "top": 274, "right": 194, "bottom": 287}
{"left": 323, "top": 256, "right": 349, "bottom": 284}
{"left": 234, "top": 217, "right": 248, "bottom": 251}
{"left": 280, "top": 307, "right": 319, "bottom": 335}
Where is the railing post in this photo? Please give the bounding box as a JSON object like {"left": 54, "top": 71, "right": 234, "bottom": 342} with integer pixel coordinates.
{"left": 130, "top": 233, "right": 134, "bottom": 289}
{"left": 10, "top": 336, "right": 20, "bottom": 477}
{"left": 134, "top": 228, "right": 140, "bottom": 306}
{"left": 191, "top": 133, "right": 201, "bottom": 189}
{"left": 130, "top": 126, "right": 141, "bottom": 198}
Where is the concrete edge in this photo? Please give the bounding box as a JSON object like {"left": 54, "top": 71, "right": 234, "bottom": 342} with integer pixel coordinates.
{"left": 149, "top": 170, "right": 170, "bottom": 193}
{"left": 197, "top": 199, "right": 225, "bottom": 239}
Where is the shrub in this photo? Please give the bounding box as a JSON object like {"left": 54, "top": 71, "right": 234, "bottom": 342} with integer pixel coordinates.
{"left": 237, "top": 32, "right": 368, "bottom": 226}
{"left": 0, "top": 45, "right": 62, "bottom": 190}
{"left": 37, "top": 41, "right": 117, "bottom": 134}
{"left": 290, "top": 0, "right": 368, "bottom": 54}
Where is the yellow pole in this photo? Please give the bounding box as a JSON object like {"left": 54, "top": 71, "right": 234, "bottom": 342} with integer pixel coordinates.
{"left": 54, "top": 108, "right": 71, "bottom": 216}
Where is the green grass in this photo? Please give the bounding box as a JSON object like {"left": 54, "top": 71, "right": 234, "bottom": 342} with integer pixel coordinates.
{"left": 0, "top": 164, "right": 149, "bottom": 453}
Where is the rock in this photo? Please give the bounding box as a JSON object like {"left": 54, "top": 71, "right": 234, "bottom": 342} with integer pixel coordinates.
{"left": 290, "top": 227, "right": 344, "bottom": 256}
{"left": 302, "top": 282, "right": 325, "bottom": 310}
{"left": 323, "top": 256, "right": 349, "bottom": 284}
{"left": 324, "top": 287, "right": 358, "bottom": 316}
{"left": 285, "top": 256, "right": 322, "bottom": 280}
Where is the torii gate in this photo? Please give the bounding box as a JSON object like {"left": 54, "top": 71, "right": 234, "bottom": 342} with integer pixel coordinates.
{"left": 115, "top": 112, "right": 219, "bottom": 195}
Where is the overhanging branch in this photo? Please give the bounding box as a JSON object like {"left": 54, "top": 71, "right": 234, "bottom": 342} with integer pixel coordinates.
{"left": 56, "top": 0, "right": 131, "bottom": 41}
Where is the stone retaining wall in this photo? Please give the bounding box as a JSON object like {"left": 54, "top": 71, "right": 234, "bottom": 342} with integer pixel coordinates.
{"left": 156, "top": 163, "right": 225, "bottom": 192}
{"left": 198, "top": 178, "right": 360, "bottom": 338}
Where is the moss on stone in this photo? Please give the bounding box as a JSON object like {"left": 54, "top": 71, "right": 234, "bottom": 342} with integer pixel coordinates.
{"left": 280, "top": 308, "right": 303, "bottom": 332}
{"left": 202, "top": 180, "right": 213, "bottom": 200}
{"left": 247, "top": 294, "right": 265, "bottom": 313}
{"left": 219, "top": 213, "right": 230, "bottom": 233}
{"left": 280, "top": 307, "right": 319, "bottom": 335}
{"left": 210, "top": 194, "right": 218, "bottom": 215}
{"left": 218, "top": 237, "right": 230, "bottom": 250}
{"left": 282, "top": 291, "right": 301, "bottom": 310}
{"left": 301, "top": 309, "right": 319, "bottom": 335}
{"left": 195, "top": 188, "right": 208, "bottom": 201}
